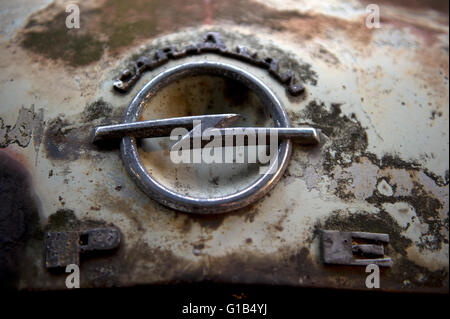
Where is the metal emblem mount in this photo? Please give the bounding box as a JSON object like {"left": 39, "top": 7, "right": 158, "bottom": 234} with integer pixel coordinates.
{"left": 322, "top": 230, "right": 393, "bottom": 267}
{"left": 45, "top": 228, "right": 121, "bottom": 268}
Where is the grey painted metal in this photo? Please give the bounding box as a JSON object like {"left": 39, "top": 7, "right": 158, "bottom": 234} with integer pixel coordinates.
{"left": 120, "top": 61, "right": 293, "bottom": 214}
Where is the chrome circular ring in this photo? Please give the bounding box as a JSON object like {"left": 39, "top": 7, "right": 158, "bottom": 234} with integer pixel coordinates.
{"left": 121, "top": 61, "right": 292, "bottom": 214}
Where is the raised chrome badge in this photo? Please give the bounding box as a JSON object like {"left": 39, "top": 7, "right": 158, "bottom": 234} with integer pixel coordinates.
{"left": 94, "top": 61, "right": 319, "bottom": 214}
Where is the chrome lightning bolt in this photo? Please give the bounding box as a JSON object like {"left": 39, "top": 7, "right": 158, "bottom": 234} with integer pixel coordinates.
{"left": 92, "top": 114, "right": 320, "bottom": 147}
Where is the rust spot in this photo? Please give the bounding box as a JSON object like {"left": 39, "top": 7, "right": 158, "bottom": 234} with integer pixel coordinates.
{"left": 244, "top": 209, "right": 260, "bottom": 223}
{"left": 381, "top": 17, "right": 446, "bottom": 46}
{"left": 282, "top": 14, "right": 375, "bottom": 47}
{"left": 361, "top": 0, "right": 449, "bottom": 15}
{"left": 272, "top": 208, "right": 290, "bottom": 232}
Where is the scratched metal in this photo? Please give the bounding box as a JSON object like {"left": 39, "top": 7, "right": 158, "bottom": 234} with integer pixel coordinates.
{"left": 0, "top": 0, "right": 448, "bottom": 292}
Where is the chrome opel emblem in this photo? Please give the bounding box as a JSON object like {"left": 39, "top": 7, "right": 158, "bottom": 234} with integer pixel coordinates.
{"left": 94, "top": 61, "right": 319, "bottom": 214}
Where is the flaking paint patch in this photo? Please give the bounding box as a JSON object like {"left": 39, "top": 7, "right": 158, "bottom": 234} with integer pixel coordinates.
{"left": 286, "top": 99, "right": 448, "bottom": 283}
{"left": 367, "top": 181, "right": 447, "bottom": 252}
{"left": 377, "top": 179, "right": 394, "bottom": 197}
{"left": 0, "top": 106, "right": 43, "bottom": 149}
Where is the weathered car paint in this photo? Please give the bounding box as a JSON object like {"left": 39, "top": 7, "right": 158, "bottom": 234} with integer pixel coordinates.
{"left": 0, "top": 0, "right": 448, "bottom": 292}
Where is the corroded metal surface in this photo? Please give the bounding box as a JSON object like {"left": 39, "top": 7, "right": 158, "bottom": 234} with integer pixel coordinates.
{"left": 45, "top": 228, "right": 121, "bottom": 268}
{"left": 322, "top": 230, "right": 393, "bottom": 267}
{"left": 113, "top": 32, "right": 306, "bottom": 96}
{"left": 0, "top": 0, "right": 448, "bottom": 292}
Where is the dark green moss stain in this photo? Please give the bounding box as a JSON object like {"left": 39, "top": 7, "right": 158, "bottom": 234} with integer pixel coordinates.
{"left": 292, "top": 63, "right": 317, "bottom": 86}
{"left": 101, "top": 0, "right": 203, "bottom": 50}
{"left": 22, "top": 12, "right": 103, "bottom": 66}
{"left": 81, "top": 99, "right": 114, "bottom": 123}
{"left": 291, "top": 248, "right": 315, "bottom": 275}
{"left": 97, "top": 0, "right": 304, "bottom": 52}
{"left": 45, "top": 209, "right": 80, "bottom": 232}
{"left": 0, "top": 152, "right": 42, "bottom": 290}
{"left": 19, "top": 0, "right": 322, "bottom": 68}
{"left": 45, "top": 209, "right": 112, "bottom": 233}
